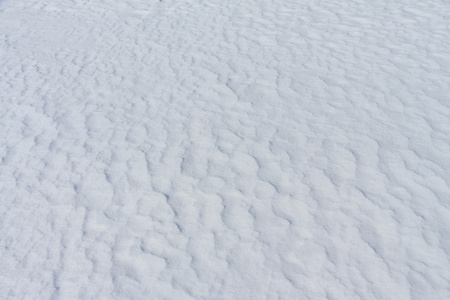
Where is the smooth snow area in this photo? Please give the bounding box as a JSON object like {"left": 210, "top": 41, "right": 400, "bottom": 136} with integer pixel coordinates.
{"left": 1, "top": 0, "right": 450, "bottom": 299}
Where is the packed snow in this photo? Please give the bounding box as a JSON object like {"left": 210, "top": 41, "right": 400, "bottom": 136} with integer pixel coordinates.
{"left": 1, "top": 0, "right": 450, "bottom": 299}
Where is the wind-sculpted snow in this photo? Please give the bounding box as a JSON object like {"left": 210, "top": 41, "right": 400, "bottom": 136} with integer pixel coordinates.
{"left": 1, "top": 0, "right": 450, "bottom": 299}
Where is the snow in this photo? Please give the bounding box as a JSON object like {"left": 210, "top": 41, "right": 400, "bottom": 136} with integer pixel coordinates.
{"left": 1, "top": 0, "right": 450, "bottom": 299}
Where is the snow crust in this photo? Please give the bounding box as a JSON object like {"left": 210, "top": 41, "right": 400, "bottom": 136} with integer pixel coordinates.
{"left": 1, "top": 0, "right": 450, "bottom": 299}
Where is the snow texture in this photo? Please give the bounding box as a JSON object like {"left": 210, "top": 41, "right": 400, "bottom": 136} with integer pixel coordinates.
{"left": 1, "top": 0, "right": 450, "bottom": 299}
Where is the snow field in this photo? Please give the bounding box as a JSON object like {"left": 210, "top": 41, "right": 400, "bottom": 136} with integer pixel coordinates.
{"left": 1, "top": 0, "right": 450, "bottom": 299}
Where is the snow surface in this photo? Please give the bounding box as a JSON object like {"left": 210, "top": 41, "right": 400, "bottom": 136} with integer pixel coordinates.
{"left": 1, "top": 0, "right": 450, "bottom": 299}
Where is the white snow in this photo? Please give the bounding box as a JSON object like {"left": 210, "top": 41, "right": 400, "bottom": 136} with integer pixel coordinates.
{"left": 1, "top": 0, "right": 450, "bottom": 299}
